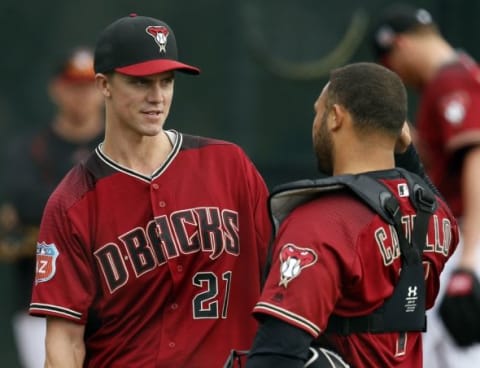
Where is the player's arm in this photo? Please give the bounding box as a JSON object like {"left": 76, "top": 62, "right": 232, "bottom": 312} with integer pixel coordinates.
{"left": 458, "top": 146, "right": 480, "bottom": 269}
{"left": 394, "top": 121, "right": 442, "bottom": 197}
{"left": 246, "top": 316, "right": 313, "bottom": 368}
{"left": 45, "top": 316, "right": 85, "bottom": 368}
{"left": 439, "top": 146, "right": 480, "bottom": 347}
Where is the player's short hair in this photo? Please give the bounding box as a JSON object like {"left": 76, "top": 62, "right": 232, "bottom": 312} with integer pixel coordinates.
{"left": 370, "top": 4, "right": 439, "bottom": 59}
{"left": 326, "top": 62, "right": 407, "bottom": 137}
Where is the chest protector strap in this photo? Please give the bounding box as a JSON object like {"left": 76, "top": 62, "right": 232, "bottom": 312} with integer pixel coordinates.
{"left": 267, "top": 169, "right": 437, "bottom": 334}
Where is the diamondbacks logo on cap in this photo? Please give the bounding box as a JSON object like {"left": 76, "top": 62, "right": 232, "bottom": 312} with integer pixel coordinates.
{"left": 146, "top": 26, "right": 169, "bottom": 53}
{"left": 375, "top": 25, "right": 396, "bottom": 49}
{"left": 35, "top": 242, "right": 59, "bottom": 284}
{"left": 415, "top": 9, "right": 432, "bottom": 24}
{"left": 278, "top": 243, "right": 317, "bottom": 287}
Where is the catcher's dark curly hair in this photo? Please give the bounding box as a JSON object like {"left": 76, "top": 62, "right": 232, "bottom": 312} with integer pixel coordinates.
{"left": 326, "top": 62, "right": 407, "bottom": 138}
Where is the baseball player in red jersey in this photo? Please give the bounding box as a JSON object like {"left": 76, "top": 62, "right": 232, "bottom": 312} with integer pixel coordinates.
{"left": 245, "top": 63, "right": 459, "bottom": 368}
{"left": 372, "top": 4, "right": 480, "bottom": 366}
{"left": 29, "top": 14, "right": 271, "bottom": 367}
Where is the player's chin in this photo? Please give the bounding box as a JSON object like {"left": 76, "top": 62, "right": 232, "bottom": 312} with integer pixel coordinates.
{"left": 139, "top": 117, "right": 166, "bottom": 132}
{"left": 137, "top": 122, "right": 165, "bottom": 137}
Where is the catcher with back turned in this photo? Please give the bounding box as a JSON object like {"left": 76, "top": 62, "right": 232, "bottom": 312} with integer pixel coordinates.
{"left": 245, "top": 63, "right": 459, "bottom": 368}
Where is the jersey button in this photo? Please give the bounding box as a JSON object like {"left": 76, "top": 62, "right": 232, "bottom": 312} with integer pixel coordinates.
{"left": 159, "top": 201, "right": 166, "bottom": 207}
{"left": 177, "top": 265, "right": 183, "bottom": 272}
{"left": 152, "top": 183, "right": 159, "bottom": 190}
{"left": 168, "top": 342, "right": 175, "bottom": 348}
{"left": 171, "top": 303, "right": 178, "bottom": 310}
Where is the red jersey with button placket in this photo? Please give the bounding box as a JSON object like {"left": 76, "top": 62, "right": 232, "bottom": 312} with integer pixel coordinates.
{"left": 30, "top": 131, "right": 272, "bottom": 367}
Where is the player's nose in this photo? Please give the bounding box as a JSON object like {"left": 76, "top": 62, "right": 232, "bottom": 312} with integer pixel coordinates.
{"left": 146, "top": 83, "right": 166, "bottom": 103}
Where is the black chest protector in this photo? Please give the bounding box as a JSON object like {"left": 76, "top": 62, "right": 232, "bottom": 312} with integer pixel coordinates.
{"left": 267, "top": 168, "right": 437, "bottom": 334}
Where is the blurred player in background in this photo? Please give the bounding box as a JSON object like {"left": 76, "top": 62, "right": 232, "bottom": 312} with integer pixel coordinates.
{"left": 0, "top": 46, "right": 104, "bottom": 368}
{"left": 372, "top": 3, "right": 480, "bottom": 367}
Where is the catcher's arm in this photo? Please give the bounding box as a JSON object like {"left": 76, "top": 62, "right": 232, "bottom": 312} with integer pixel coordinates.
{"left": 394, "top": 122, "right": 442, "bottom": 198}
{"left": 246, "top": 317, "right": 311, "bottom": 368}
{"left": 246, "top": 316, "right": 349, "bottom": 368}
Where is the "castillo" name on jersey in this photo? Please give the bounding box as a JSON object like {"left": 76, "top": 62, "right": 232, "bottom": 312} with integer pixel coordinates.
{"left": 94, "top": 207, "right": 239, "bottom": 293}
{"left": 375, "top": 214, "right": 453, "bottom": 266}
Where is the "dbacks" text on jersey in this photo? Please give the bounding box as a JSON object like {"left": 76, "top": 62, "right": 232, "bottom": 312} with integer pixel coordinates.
{"left": 94, "top": 207, "right": 240, "bottom": 293}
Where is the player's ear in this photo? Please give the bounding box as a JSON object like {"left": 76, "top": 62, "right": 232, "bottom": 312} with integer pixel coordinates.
{"left": 95, "top": 73, "right": 111, "bottom": 98}
{"left": 330, "top": 103, "right": 347, "bottom": 131}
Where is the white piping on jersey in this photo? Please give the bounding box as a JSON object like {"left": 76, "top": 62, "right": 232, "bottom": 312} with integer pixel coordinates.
{"left": 95, "top": 130, "right": 182, "bottom": 183}
{"left": 30, "top": 302, "right": 82, "bottom": 320}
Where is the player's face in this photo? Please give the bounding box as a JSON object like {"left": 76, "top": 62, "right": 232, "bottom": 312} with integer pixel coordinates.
{"left": 312, "top": 85, "right": 334, "bottom": 175}
{"left": 103, "top": 71, "right": 175, "bottom": 137}
{"left": 380, "top": 36, "right": 422, "bottom": 89}
{"left": 50, "top": 79, "right": 103, "bottom": 123}
{"left": 382, "top": 48, "right": 409, "bottom": 82}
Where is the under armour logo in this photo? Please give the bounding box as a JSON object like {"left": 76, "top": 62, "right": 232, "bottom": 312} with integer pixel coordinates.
{"left": 405, "top": 286, "right": 419, "bottom": 312}
{"left": 408, "top": 286, "right": 418, "bottom": 297}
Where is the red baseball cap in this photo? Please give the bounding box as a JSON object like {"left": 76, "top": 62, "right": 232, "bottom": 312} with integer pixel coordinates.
{"left": 94, "top": 14, "right": 200, "bottom": 76}
{"left": 56, "top": 48, "right": 96, "bottom": 83}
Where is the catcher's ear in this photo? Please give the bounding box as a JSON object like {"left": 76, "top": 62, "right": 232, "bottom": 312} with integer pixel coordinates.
{"left": 330, "top": 103, "right": 347, "bottom": 131}
{"left": 95, "top": 73, "right": 111, "bottom": 97}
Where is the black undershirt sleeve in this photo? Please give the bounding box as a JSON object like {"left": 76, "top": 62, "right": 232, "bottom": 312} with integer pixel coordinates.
{"left": 394, "top": 143, "right": 442, "bottom": 198}
{"left": 246, "top": 316, "right": 313, "bottom": 368}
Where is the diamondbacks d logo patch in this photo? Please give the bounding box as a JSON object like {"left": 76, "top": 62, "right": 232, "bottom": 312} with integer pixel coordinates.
{"left": 279, "top": 243, "right": 317, "bottom": 287}
{"left": 35, "top": 242, "right": 59, "bottom": 284}
{"left": 146, "top": 26, "right": 169, "bottom": 53}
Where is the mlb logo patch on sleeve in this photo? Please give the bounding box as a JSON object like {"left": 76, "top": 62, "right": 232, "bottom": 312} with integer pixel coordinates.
{"left": 35, "top": 242, "right": 59, "bottom": 284}
{"left": 397, "top": 183, "right": 409, "bottom": 197}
